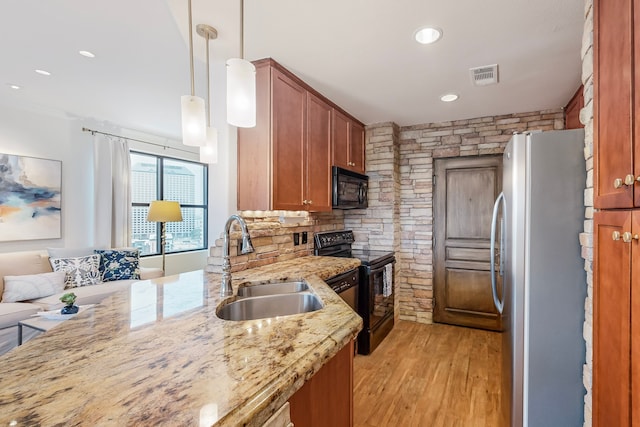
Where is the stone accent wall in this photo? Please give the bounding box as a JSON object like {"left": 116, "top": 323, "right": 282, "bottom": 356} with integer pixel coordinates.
{"left": 580, "top": 0, "right": 594, "bottom": 425}
{"left": 344, "top": 109, "right": 566, "bottom": 324}
{"left": 206, "top": 211, "right": 345, "bottom": 273}
{"left": 344, "top": 122, "right": 402, "bottom": 317}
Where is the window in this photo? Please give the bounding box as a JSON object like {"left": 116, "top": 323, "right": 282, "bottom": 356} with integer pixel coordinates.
{"left": 130, "top": 152, "right": 207, "bottom": 256}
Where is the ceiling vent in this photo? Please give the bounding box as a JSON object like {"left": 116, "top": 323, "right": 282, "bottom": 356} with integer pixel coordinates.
{"left": 469, "top": 64, "right": 499, "bottom": 86}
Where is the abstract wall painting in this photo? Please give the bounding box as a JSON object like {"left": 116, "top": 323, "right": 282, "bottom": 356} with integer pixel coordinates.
{"left": 0, "top": 153, "right": 62, "bottom": 241}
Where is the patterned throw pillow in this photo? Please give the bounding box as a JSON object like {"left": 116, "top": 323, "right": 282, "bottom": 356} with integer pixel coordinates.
{"left": 94, "top": 249, "right": 140, "bottom": 282}
{"left": 49, "top": 254, "right": 101, "bottom": 288}
{"left": 2, "top": 271, "right": 67, "bottom": 302}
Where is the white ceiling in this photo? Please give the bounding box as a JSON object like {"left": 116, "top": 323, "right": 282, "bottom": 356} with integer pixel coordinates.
{"left": 0, "top": 0, "right": 584, "bottom": 140}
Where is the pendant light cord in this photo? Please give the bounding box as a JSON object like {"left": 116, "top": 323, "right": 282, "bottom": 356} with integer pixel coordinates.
{"left": 206, "top": 35, "right": 211, "bottom": 127}
{"left": 188, "top": 0, "right": 195, "bottom": 96}
{"left": 240, "top": 0, "right": 245, "bottom": 59}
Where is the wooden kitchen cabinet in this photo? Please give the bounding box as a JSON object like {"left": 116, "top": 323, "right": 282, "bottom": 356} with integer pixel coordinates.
{"left": 593, "top": 1, "right": 640, "bottom": 425}
{"left": 564, "top": 85, "right": 584, "bottom": 130}
{"left": 238, "top": 59, "right": 332, "bottom": 212}
{"left": 332, "top": 109, "right": 366, "bottom": 175}
{"left": 593, "top": 211, "right": 636, "bottom": 426}
{"left": 289, "top": 340, "right": 354, "bottom": 427}
{"left": 593, "top": 0, "right": 640, "bottom": 209}
{"left": 238, "top": 58, "right": 363, "bottom": 212}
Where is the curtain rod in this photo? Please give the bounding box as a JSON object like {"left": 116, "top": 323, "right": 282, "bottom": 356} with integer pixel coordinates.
{"left": 81, "top": 127, "right": 197, "bottom": 155}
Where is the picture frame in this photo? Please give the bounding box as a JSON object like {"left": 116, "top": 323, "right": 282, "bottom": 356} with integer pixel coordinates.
{"left": 0, "top": 153, "right": 62, "bottom": 241}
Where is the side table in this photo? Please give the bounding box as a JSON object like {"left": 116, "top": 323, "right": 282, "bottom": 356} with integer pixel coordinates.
{"left": 17, "top": 305, "right": 95, "bottom": 345}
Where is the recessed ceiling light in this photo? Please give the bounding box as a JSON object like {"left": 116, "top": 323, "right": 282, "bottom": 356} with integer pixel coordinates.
{"left": 79, "top": 50, "right": 95, "bottom": 58}
{"left": 7, "top": 84, "right": 21, "bottom": 90}
{"left": 440, "top": 93, "right": 459, "bottom": 102}
{"left": 35, "top": 69, "right": 51, "bottom": 76}
{"left": 414, "top": 27, "right": 442, "bottom": 45}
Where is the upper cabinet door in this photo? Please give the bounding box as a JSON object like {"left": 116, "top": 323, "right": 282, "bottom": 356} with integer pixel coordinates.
{"left": 594, "top": 0, "right": 635, "bottom": 208}
{"left": 306, "top": 93, "right": 332, "bottom": 212}
{"left": 349, "top": 121, "right": 365, "bottom": 175}
{"left": 332, "top": 109, "right": 350, "bottom": 170}
{"left": 271, "top": 68, "right": 306, "bottom": 211}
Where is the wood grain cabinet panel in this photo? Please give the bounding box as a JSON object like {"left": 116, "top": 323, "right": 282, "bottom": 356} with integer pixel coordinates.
{"left": 593, "top": 210, "right": 632, "bottom": 426}
{"left": 289, "top": 340, "right": 354, "bottom": 427}
{"left": 238, "top": 58, "right": 364, "bottom": 212}
{"left": 593, "top": 2, "right": 640, "bottom": 424}
{"left": 594, "top": 0, "right": 636, "bottom": 209}
{"left": 332, "top": 109, "right": 366, "bottom": 175}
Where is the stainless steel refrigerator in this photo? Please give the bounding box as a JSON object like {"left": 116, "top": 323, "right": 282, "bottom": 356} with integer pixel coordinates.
{"left": 490, "top": 129, "right": 587, "bottom": 427}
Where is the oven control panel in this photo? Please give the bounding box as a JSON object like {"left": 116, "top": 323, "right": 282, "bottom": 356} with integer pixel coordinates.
{"left": 314, "top": 230, "right": 355, "bottom": 249}
{"left": 325, "top": 268, "right": 359, "bottom": 293}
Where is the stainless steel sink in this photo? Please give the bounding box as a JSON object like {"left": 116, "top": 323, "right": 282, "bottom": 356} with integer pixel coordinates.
{"left": 216, "top": 292, "right": 323, "bottom": 321}
{"left": 237, "top": 281, "right": 309, "bottom": 297}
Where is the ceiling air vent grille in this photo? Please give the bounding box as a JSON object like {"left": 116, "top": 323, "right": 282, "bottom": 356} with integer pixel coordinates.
{"left": 469, "top": 64, "right": 499, "bottom": 86}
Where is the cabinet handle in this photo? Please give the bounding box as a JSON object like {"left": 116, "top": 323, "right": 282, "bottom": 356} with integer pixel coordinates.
{"left": 614, "top": 174, "right": 636, "bottom": 188}
{"left": 612, "top": 231, "right": 621, "bottom": 241}
{"left": 308, "top": 200, "right": 313, "bottom": 205}
{"left": 622, "top": 232, "right": 639, "bottom": 243}
{"left": 302, "top": 200, "right": 308, "bottom": 205}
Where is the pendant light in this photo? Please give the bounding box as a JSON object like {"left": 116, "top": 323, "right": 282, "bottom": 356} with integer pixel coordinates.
{"left": 226, "top": 0, "right": 256, "bottom": 128}
{"left": 181, "top": 0, "right": 207, "bottom": 146}
{"left": 197, "top": 24, "right": 219, "bottom": 164}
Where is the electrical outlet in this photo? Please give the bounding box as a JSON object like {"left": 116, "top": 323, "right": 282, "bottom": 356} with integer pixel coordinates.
{"left": 301, "top": 232, "right": 308, "bottom": 244}
{"left": 293, "top": 232, "right": 300, "bottom": 246}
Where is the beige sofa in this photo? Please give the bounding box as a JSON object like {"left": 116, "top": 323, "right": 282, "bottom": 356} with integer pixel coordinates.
{"left": 0, "top": 250, "right": 162, "bottom": 353}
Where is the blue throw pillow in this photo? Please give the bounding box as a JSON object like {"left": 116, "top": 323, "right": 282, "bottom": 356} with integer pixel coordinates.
{"left": 94, "top": 249, "right": 140, "bottom": 282}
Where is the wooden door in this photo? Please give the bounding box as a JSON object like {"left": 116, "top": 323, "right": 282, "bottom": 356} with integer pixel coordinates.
{"left": 349, "top": 121, "right": 365, "bottom": 174}
{"left": 594, "top": 0, "right": 635, "bottom": 209}
{"left": 332, "top": 109, "right": 350, "bottom": 170}
{"left": 593, "top": 210, "right": 632, "bottom": 426}
{"left": 271, "top": 68, "right": 306, "bottom": 211}
{"left": 433, "top": 156, "right": 503, "bottom": 331}
{"left": 306, "top": 93, "right": 332, "bottom": 212}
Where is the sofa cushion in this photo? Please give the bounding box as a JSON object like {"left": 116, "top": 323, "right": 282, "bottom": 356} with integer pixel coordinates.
{"left": 0, "top": 250, "right": 52, "bottom": 301}
{"left": 0, "top": 302, "right": 40, "bottom": 329}
{"left": 2, "top": 271, "right": 66, "bottom": 303}
{"left": 49, "top": 254, "right": 101, "bottom": 288}
{"left": 94, "top": 249, "right": 140, "bottom": 281}
{"left": 30, "top": 280, "right": 134, "bottom": 311}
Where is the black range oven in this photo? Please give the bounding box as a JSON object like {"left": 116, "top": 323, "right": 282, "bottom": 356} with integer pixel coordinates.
{"left": 315, "top": 230, "right": 395, "bottom": 355}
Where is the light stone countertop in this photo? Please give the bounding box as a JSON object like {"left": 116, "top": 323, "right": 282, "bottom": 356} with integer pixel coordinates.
{"left": 0, "top": 256, "right": 362, "bottom": 426}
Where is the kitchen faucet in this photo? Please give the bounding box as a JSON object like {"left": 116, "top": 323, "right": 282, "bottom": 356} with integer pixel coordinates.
{"left": 221, "top": 214, "right": 254, "bottom": 297}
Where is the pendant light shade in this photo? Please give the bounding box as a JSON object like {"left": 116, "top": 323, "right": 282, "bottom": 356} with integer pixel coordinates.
{"left": 226, "top": 58, "right": 256, "bottom": 128}
{"left": 181, "top": 0, "right": 207, "bottom": 147}
{"left": 200, "top": 127, "right": 218, "bottom": 163}
{"left": 181, "top": 95, "right": 207, "bottom": 146}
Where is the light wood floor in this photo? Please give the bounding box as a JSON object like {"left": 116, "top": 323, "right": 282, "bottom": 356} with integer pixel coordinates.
{"left": 353, "top": 321, "right": 501, "bottom": 427}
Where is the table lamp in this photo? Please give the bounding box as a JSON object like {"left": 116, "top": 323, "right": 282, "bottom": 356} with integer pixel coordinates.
{"left": 147, "top": 200, "right": 183, "bottom": 274}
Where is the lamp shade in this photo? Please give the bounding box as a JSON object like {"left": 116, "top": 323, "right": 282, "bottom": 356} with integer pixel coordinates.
{"left": 200, "top": 127, "right": 218, "bottom": 164}
{"left": 181, "top": 95, "right": 207, "bottom": 146}
{"left": 147, "top": 201, "right": 183, "bottom": 222}
{"left": 226, "top": 58, "right": 256, "bottom": 128}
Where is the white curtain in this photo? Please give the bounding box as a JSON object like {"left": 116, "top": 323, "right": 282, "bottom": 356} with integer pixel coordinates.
{"left": 94, "top": 134, "right": 131, "bottom": 248}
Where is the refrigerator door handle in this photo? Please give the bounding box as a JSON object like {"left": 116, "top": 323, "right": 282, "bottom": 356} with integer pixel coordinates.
{"left": 490, "top": 192, "right": 505, "bottom": 314}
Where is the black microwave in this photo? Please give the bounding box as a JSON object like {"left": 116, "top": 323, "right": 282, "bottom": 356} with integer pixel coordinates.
{"left": 332, "top": 166, "right": 368, "bottom": 209}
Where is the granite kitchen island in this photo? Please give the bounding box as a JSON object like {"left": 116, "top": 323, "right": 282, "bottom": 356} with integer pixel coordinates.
{"left": 0, "top": 256, "right": 362, "bottom": 426}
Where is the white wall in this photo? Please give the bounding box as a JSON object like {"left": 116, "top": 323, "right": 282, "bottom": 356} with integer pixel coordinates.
{"left": 0, "top": 102, "right": 218, "bottom": 274}
{"left": 0, "top": 104, "right": 92, "bottom": 251}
